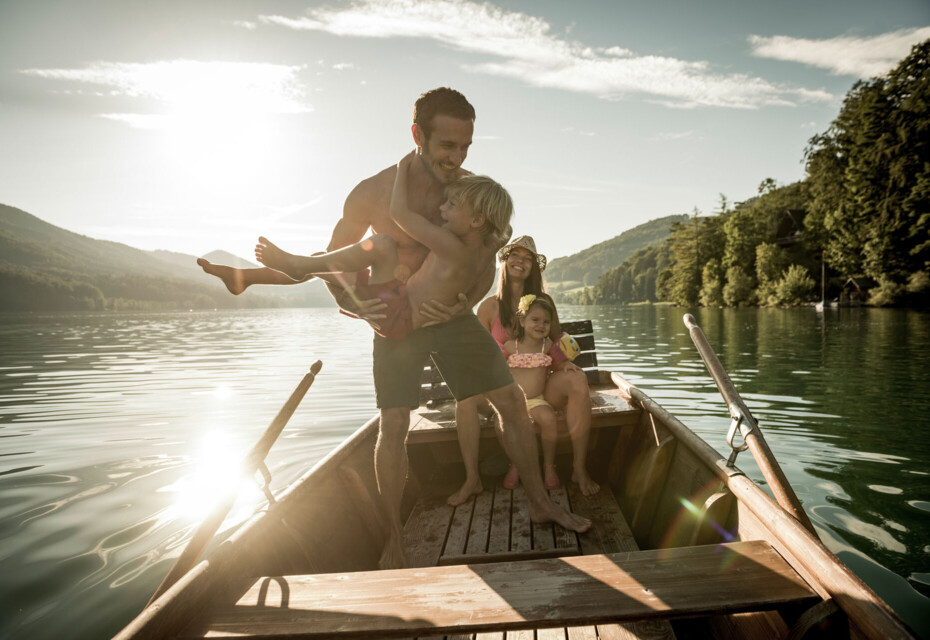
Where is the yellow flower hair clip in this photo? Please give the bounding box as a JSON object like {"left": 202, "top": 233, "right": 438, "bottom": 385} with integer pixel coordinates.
{"left": 518, "top": 294, "right": 536, "bottom": 313}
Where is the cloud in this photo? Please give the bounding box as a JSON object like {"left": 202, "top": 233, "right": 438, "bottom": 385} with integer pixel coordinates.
{"left": 561, "top": 126, "right": 595, "bottom": 137}
{"left": 654, "top": 131, "right": 694, "bottom": 141}
{"left": 22, "top": 60, "right": 312, "bottom": 127}
{"left": 749, "top": 26, "right": 930, "bottom": 78}
{"left": 258, "top": 0, "right": 830, "bottom": 109}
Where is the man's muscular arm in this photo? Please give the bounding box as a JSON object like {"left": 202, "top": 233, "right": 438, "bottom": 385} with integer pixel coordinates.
{"left": 324, "top": 185, "right": 388, "bottom": 319}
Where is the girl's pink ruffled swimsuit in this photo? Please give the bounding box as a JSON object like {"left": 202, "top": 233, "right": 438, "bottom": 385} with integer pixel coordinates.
{"left": 506, "top": 342, "right": 552, "bottom": 369}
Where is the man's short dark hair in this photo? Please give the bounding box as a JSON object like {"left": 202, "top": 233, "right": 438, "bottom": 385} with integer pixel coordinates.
{"left": 413, "top": 87, "right": 475, "bottom": 139}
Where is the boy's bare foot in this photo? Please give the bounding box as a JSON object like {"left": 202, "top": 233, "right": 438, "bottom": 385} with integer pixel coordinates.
{"left": 528, "top": 498, "right": 591, "bottom": 533}
{"left": 197, "top": 258, "right": 248, "bottom": 295}
{"left": 447, "top": 478, "right": 483, "bottom": 506}
{"left": 378, "top": 532, "right": 408, "bottom": 570}
{"left": 254, "top": 236, "right": 304, "bottom": 281}
{"left": 572, "top": 470, "right": 600, "bottom": 496}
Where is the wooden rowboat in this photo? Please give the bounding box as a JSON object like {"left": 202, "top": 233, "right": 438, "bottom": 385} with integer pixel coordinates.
{"left": 114, "top": 317, "right": 917, "bottom": 640}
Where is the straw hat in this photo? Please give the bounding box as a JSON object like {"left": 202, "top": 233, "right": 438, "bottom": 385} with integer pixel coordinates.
{"left": 497, "top": 235, "right": 547, "bottom": 272}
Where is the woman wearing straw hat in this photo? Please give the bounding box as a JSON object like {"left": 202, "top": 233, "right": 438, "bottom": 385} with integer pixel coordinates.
{"left": 447, "top": 235, "right": 599, "bottom": 506}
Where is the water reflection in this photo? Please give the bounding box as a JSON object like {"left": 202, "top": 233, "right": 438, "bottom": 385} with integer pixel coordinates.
{"left": 0, "top": 306, "right": 928, "bottom": 638}
{"left": 573, "top": 304, "right": 930, "bottom": 636}
{"left": 0, "top": 309, "right": 375, "bottom": 639}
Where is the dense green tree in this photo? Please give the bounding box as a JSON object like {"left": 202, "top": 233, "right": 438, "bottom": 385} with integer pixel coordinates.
{"left": 723, "top": 266, "right": 754, "bottom": 307}
{"left": 773, "top": 265, "right": 816, "bottom": 305}
{"left": 804, "top": 39, "right": 930, "bottom": 301}
{"left": 699, "top": 259, "right": 724, "bottom": 307}
{"left": 664, "top": 211, "right": 727, "bottom": 306}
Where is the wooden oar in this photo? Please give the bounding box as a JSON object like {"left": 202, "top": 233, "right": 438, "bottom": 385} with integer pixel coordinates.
{"left": 682, "top": 315, "right": 818, "bottom": 537}
{"left": 146, "top": 360, "right": 323, "bottom": 605}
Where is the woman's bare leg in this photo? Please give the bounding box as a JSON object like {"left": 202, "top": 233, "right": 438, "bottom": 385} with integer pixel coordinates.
{"left": 545, "top": 369, "right": 599, "bottom": 496}
{"left": 447, "top": 397, "right": 486, "bottom": 506}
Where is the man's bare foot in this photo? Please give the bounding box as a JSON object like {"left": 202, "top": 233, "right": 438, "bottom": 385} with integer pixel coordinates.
{"left": 572, "top": 470, "right": 600, "bottom": 496}
{"left": 447, "top": 478, "right": 483, "bottom": 506}
{"left": 378, "top": 532, "right": 408, "bottom": 570}
{"left": 529, "top": 498, "right": 592, "bottom": 533}
{"left": 254, "top": 236, "right": 305, "bottom": 281}
{"left": 197, "top": 258, "right": 248, "bottom": 295}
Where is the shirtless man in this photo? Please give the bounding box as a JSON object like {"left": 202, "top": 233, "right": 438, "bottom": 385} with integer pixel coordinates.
{"left": 200, "top": 88, "right": 590, "bottom": 568}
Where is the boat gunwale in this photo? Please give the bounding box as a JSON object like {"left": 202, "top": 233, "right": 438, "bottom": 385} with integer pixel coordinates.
{"left": 114, "top": 374, "right": 917, "bottom": 640}
{"left": 113, "top": 416, "right": 382, "bottom": 640}
{"left": 611, "top": 372, "right": 915, "bottom": 639}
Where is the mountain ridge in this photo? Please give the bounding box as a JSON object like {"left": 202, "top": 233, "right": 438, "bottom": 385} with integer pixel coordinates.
{"left": 0, "top": 203, "right": 334, "bottom": 311}
{"left": 545, "top": 214, "right": 688, "bottom": 284}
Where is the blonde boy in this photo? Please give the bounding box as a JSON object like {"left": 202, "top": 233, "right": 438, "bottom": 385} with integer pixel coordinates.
{"left": 255, "top": 150, "right": 511, "bottom": 341}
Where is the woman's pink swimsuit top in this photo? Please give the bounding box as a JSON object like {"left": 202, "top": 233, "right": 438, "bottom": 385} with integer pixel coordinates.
{"left": 491, "top": 315, "right": 568, "bottom": 367}
{"left": 507, "top": 340, "right": 553, "bottom": 369}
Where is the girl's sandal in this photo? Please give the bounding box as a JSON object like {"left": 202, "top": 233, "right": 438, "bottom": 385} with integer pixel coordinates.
{"left": 543, "top": 464, "right": 561, "bottom": 490}
{"left": 503, "top": 463, "right": 520, "bottom": 489}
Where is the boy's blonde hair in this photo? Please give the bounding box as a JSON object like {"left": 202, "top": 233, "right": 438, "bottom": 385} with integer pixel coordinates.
{"left": 447, "top": 175, "right": 513, "bottom": 240}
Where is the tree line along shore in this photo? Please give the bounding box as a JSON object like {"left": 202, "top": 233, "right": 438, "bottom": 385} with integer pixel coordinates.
{"left": 556, "top": 40, "right": 929, "bottom": 310}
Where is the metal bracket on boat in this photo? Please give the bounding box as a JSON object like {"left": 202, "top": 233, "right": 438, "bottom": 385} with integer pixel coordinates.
{"left": 725, "top": 413, "right": 752, "bottom": 467}
{"left": 255, "top": 462, "right": 276, "bottom": 504}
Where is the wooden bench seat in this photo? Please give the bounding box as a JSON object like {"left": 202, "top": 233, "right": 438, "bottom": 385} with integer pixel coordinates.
{"left": 408, "top": 382, "right": 641, "bottom": 444}
{"left": 178, "top": 540, "right": 817, "bottom": 639}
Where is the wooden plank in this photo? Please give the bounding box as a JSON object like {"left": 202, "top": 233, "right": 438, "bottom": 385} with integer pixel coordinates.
{"left": 441, "top": 499, "right": 475, "bottom": 560}
{"left": 487, "top": 487, "right": 512, "bottom": 555}
{"left": 568, "top": 485, "right": 677, "bottom": 640}
{"left": 569, "top": 484, "right": 638, "bottom": 555}
{"left": 690, "top": 490, "right": 735, "bottom": 547}
{"left": 403, "top": 495, "right": 455, "bottom": 569}
{"left": 465, "top": 490, "right": 494, "bottom": 555}
{"left": 566, "top": 626, "right": 598, "bottom": 640}
{"left": 506, "top": 630, "right": 534, "bottom": 640}
{"left": 509, "top": 487, "right": 532, "bottom": 552}
{"left": 630, "top": 434, "right": 675, "bottom": 546}
{"left": 549, "top": 486, "right": 579, "bottom": 551}
{"left": 440, "top": 548, "right": 580, "bottom": 567}
{"left": 184, "top": 541, "right": 818, "bottom": 639}
{"left": 560, "top": 320, "right": 593, "bottom": 334}
{"left": 532, "top": 518, "right": 556, "bottom": 552}
{"left": 537, "top": 628, "right": 566, "bottom": 640}
{"left": 597, "top": 621, "right": 676, "bottom": 640}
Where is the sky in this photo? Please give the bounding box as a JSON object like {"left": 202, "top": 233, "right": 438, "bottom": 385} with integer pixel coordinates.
{"left": 1, "top": 1, "right": 928, "bottom": 262}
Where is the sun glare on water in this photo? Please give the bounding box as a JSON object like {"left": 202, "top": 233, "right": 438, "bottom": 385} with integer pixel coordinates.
{"left": 161, "top": 428, "right": 263, "bottom": 524}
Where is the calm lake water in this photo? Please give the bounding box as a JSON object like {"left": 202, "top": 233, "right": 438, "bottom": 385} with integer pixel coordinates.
{"left": 0, "top": 306, "right": 928, "bottom": 639}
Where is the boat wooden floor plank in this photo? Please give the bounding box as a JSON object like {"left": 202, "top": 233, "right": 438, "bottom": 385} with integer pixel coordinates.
{"left": 567, "top": 484, "right": 675, "bottom": 640}
{"left": 180, "top": 541, "right": 818, "bottom": 638}
{"left": 404, "top": 494, "right": 456, "bottom": 569}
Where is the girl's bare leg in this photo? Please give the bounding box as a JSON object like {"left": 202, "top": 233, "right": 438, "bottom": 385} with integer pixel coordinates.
{"left": 533, "top": 405, "right": 560, "bottom": 490}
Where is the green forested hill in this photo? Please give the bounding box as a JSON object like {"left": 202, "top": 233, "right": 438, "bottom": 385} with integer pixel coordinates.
{"left": 545, "top": 214, "right": 688, "bottom": 285}
{"left": 0, "top": 204, "right": 334, "bottom": 311}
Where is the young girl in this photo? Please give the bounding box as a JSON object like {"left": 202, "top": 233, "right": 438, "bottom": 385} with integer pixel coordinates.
{"left": 502, "top": 295, "right": 561, "bottom": 490}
